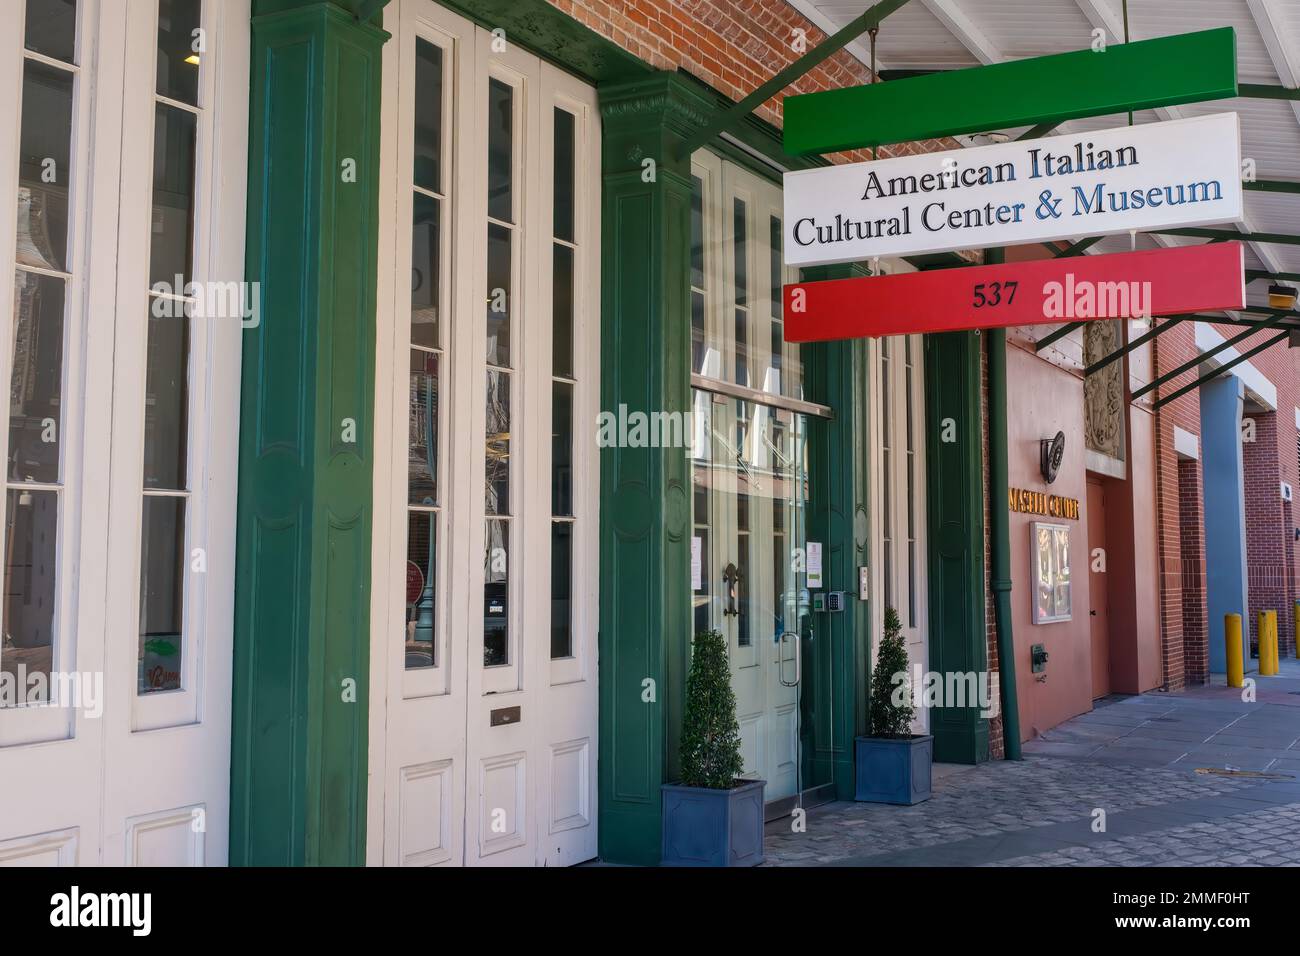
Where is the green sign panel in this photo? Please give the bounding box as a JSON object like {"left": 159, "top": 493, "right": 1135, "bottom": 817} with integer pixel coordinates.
{"left": 783, "top": 28, "right": 1237, "bottom": 155}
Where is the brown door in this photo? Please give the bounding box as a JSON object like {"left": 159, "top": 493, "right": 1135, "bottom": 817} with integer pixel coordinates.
{"left": 1086, "top": 478, "right": 1109, "bottom": 698}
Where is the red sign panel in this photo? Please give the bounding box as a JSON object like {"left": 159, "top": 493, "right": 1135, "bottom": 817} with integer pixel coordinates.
{"left": 783, "top": 242, "right": 1245, "bottom": 342}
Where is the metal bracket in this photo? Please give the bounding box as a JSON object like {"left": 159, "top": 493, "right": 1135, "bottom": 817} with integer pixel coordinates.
{"left": 1152, "top": 329, "right": 1290, "bottom": 409}
{"left": 675, "top": 0, "right": 914, "bottom": 160}
{"left": 1084, "top": 317, "right": 1185, "bottom": 378}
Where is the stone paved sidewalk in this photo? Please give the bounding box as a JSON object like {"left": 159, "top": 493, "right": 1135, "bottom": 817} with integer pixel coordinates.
{"left": 765, "top": 662, "right": 1300, "bottom": 867}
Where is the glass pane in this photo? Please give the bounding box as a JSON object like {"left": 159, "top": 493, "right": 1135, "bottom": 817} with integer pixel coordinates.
{"left": 486, "top": 222, "right": 512, "bottom": 366}
{"left": 24, "top": 0, "right": 78, "bottom": 64}
{"left": 487, "top": 78, "right": 513, "bottom": 223}
{"left": 413, "top": 39, "right": 443, "bottom": 194}
{"left": 1, "top": 488, "right": 58, "bottom": 703}
{"left": 405, "top": 510, "right": 436, "bottom": 670}
{"left": 138, "top": 495, "right": 184, "bottom": 694}
{"left": 769, "top": 216, "right": 783, "bottom": 392}
{"left": 17, "top": 60, "right": 73, "bottom": 272}
{"left": 9, "top": 271, "right": 65, "bottom": 484}
{"left": 485, "top": 368, "right": 510, "bottom": 514}
{"left": 734, "top": 308, "right": 748, "bottom": 387}
{"left": 737, "top": 514, "right": 750, "bottom": 648}
{"left": 552, "top": 243, "right": 573, "bottom": 379}
{"left": 552, "top": 380, "right": 572, "bottom": 516}
{"left": 690, "top": 176, "right": 704, "bottom": 290}
{"left": 143, "top": 303, "right": 190, "bottom": 490}
{"left": 408, "top": 349, "right": 438, "bottom": 506}
{"left": 149, "top": 103, "right": 197, "bottom": 288}
{"left": 550, "top": 521, "right": 572, "bottom": 659}
{"left": 691, "top": 290, "right": 705, "bottom": 376}
{"left": 732, "top": 197, "right": 747, "bottom": 306}
{"left": 483, "top": 518, "right": 509, "bottom": 666}
{"left": 553, "top": 108, "right": 575, "bottom": 243}
{"left": 157, "top": 0, "right": 202, "bottom": 106}
{"left": 411, "top": 192, "right": 440, "bottom": 350}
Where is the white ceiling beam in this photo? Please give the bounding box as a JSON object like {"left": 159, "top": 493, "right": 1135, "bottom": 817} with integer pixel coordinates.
{"left": 918, "top": 0, "right": 1002, "bottom": 64}
{"left": 1073, "top": 0, "right": 1125, "bottom": 44}
{"left": 1245, "top": 0, "right": 1300, "bottom": 126}
{"left": 782, "top": 0, "right": 895, "bottom": 76}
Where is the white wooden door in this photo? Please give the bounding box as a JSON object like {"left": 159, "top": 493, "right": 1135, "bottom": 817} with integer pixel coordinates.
{"left": 0, "top": 0, "right": 247, "bottom": 866}
{"left": 371, "top": 0, "right": 600, "bottom": 867}
{"left": 870, "top": 332, "right": 929, "bottom": 733}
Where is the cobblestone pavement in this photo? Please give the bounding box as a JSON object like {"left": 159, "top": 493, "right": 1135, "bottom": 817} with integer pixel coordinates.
{"left": 765, "top": 666, "right": 1300, "bottom": 867}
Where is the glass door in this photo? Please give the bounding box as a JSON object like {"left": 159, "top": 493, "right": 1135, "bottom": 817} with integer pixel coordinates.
{"left": 691, "top": 389, "right": 810, "bottom": 809}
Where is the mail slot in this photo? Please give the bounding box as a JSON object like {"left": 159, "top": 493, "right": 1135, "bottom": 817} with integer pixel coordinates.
{"left": 490, "top": 706, "right": 521, "bottom": 727}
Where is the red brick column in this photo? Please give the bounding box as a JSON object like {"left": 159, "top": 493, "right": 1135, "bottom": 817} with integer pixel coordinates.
{"left": 1178, "top": 457, "right": 1209, "bottom": 684}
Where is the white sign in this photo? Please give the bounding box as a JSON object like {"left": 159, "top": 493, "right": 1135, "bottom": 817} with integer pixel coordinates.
{"left": 807, "top": 541, "right": 822, "bottom": 589}
{"left": 691, "top": 536, "right": 702, "bottom": 591}
{"left": 783, "top": 113, "right": 1243, "bottom": 267}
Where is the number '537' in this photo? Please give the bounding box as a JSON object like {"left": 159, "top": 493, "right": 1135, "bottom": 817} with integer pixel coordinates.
{"left": 972, "top": 280, "right": 1018, "bottom": 308}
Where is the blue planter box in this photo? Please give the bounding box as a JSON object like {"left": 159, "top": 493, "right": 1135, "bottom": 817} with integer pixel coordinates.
{"left": 661, "top": 779, "right": 765, "bottom": 866}
{"left": 854, "top": 734, "right": 933, "bottom": 805}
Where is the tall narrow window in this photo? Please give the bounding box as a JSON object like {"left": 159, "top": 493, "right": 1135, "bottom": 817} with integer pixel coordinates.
{"left": 732, "top": 197, "right": 748, "bottom": 388}
{"left": 690, "top": 176, "right": 706, "bottom": 376}
{"left": 406, "top": 37, "right": 444, "bottom": 670}
{"left": 904, "top": 336, "right": 917, "bottom": 627}
{"left": 768, "top": 215, "right": 783, "bottom": 396}
{"left": 4, "top": 0, "right": 79, "bottom": 703}
{"left": 550, "top": 106, "right": 576, "bottom": 660}
{"left": 483, "top": 77, "right": 514, "bottom": 668}
{"left": 138, "top": 0, "right": 201, "bottom": 695}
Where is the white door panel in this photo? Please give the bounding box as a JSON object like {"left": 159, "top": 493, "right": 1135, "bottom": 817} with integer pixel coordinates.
{"left": 0, "top": 0, "right": 247, "bottom": 864}
{"left": 372, "top": 0, "right": 599, "bottom": 867}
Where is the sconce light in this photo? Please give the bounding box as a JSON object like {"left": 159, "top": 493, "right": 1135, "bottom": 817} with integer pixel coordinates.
{"left": 1040, "top": 431, "right": 1066, "bottom": 484}
{"left": 1268, "top": 284, "right": 1297, "bottom": 310}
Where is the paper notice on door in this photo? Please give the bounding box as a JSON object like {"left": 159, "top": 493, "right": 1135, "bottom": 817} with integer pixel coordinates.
{"left": 691, "top": 536, "right": 702, "bottom": 591}
{"left": 807, "top": 541, "right": 823, "bottom": 589}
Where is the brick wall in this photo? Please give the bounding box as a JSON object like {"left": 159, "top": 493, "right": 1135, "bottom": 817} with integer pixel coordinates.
{"left": 548, "top": 0, "right": 958, "bottom": 164}
{"left": 1151, "top": 322, "right": 1204, "bottom": 688}
{"left": 983, "top": 339, "right": 1004, "bottom": 759}
{"left": 1155, "top": 316, "right": 1299, "bottom": 680}
{"left": 1178, "top": 456, "right": 1208, "bottom": 684}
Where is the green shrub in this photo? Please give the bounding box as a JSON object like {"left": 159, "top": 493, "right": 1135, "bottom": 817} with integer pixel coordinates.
{"left": 868, "top": 607, "right": 915, "bottom": 738}
{"left": 679, "top": 629, "right": 745, "bottom": 789}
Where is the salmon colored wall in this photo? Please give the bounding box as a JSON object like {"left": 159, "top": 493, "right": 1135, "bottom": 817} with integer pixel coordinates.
{"left": 1005, "top": 345, "right": 1094, "bottom": 740}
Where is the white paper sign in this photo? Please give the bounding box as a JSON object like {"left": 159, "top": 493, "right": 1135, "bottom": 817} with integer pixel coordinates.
{"left": 807, "top": 541, "right": 822, "bottom": 589}
{"left": 783, "top": 113, "right": 1243, "bottom": 267}
{"left": 691, "top": 536, "right": 702, "bottom": 591}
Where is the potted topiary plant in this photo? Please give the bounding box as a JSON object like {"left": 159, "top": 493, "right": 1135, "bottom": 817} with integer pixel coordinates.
{"left": 855, "top": 607, "right": 933, "bottom": 805}
{"left": 661, "top": 629, "right": 765, "bottom": 866}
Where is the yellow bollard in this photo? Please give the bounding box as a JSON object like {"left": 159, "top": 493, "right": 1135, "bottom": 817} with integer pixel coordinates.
{"left": 1226, "top": 613, "right": 1244, "bottom": 688}
{"left": 1259, "top": 611, "right": 1279, "bottom": 677}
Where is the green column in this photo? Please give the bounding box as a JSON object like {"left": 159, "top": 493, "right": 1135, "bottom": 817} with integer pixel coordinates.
{"left": 596, "top": 73, "right": 712, "bottom": 866}
{"left": 229, "top": 0, "right": 387, "bottom": 866}
{"left": 800, "top": 265, "right": 872, "bottom": 800}
{"left": 925, "top": 330, "right": 990, "bottom": 763}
